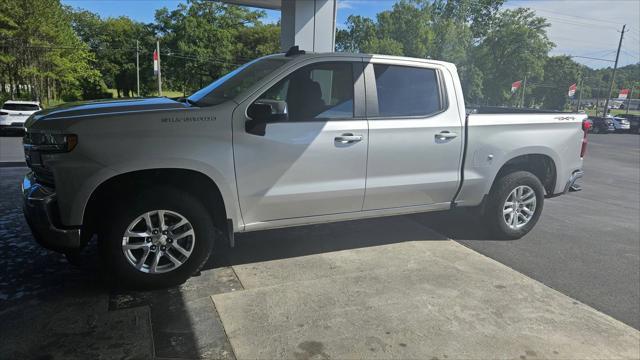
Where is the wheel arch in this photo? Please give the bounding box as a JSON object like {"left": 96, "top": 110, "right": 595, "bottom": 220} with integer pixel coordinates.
{"left": 82, "top": 168, "right": 231, "bottom": 244}
{"left": 490, "top": 153, "right": 558, "bottom": 196}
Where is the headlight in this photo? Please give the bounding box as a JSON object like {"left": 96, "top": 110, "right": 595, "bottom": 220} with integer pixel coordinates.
{"left": 23, "top": 132, "right": 78, "bottom": 152}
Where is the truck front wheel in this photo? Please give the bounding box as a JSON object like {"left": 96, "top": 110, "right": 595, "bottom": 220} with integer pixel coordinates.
{"left": 484, "top": 171, "right": 545, "bottom": 239}
{"left": 99, "top": 187, "right": 215, "bottom": 289}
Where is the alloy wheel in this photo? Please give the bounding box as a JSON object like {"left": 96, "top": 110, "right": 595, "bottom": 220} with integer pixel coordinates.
{"left": 121, "top": 210, "right": 195, "bottom": 273}
{"left": 502, "top": 185, "right": 537, "bottom": 230}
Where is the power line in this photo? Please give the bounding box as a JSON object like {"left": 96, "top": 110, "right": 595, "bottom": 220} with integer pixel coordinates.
{"left": 532, "top": 8, "right": 619, "bottom": 25}
{"left": 161, "top": 53, "right": 242, "bottom": 67}
{"left": 542, "top": 15, "right": 620, "bottom": 31}
{"left": 0, "top": 44, "right": 138, "bottom": 51}
{"left": 583, "top": 50, "right": 618, "bottom": 58}
{"left": 621, "top": 49, "right": 640, "bottom": 60}
{"left": 0, "top": 43, "right": 250, "bottom": 66}
{"left": 550, "top": 35, "right": 621, "bottom": 48}
{"left": 161, "top": 49, "right": 255, "bottom": 63}
{"left": 570, "top": 55, "right": 615, "bottom": 63}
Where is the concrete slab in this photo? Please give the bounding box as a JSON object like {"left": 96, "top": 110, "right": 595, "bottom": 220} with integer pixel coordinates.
{"left": 213, "top": 241, "right": 640, "bottom": 359}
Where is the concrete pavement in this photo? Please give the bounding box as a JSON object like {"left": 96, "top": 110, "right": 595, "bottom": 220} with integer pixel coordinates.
{"left": 214, "top": 241, "right": 639, "bottom": 359}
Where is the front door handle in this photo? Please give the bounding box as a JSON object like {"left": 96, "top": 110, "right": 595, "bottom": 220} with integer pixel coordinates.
{"left": 335, "top": 133, "right": 363, "bottom": 144}
{"left": 435, "top": 131, "right": 458, "bottom": 141}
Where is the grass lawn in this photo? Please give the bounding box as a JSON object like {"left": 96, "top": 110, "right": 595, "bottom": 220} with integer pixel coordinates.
{"left": 585, "top": 108, "right": 640, "bottom": 117}
{"left": 40, "top": 89, "right": 187, "bottom": 108}
{"left": 106, "top": 89, "right": 185, "bottom": 98}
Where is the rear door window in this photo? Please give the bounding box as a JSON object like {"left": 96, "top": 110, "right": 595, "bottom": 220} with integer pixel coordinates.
{"left": 373, "top": 64, "right": 442, "bottom": 117}
{"left": 2, "top": 103, "right": 40, "bottom": 111}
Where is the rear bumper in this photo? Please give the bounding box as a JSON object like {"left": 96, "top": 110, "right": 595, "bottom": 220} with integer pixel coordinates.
{"left": 0, "top": 123, "right": 26, "bottom": 130}
{"left": 22, "top": 172, "right": 81, "bottom": 252}
{"left": 563, "top": 170, "right": 584, "bottom": 193}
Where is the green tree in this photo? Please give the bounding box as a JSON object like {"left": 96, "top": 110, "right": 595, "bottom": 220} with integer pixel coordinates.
{"left": 69, "top": 10, "right": 155, "bottom": 97}
{"left": 335, "top": 15, "right": 377, "bottom": 53}
{"left": 0, "top": 0, "right": 97, "bottom": 104}
{"left": 532, "top": 56, "right": 580, "bottom": 110}
{"left": 376, "top": 0, "right": 434, "bottom": 58}
{"left": 432, "top": 0, "right": 505, "bottom": 38}
{"left": 476, "top": 8, "right": 553, "bottom": 105}
{"left": 155, "top": 0, "right": 278, "bottom": 95}
{"left": 334, "top": 0, "right": 509, "bottom": 105}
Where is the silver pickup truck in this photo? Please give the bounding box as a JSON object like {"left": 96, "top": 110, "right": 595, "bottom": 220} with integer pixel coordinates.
{"left": 22, "top": 50, "right": 588, "bottom": 288}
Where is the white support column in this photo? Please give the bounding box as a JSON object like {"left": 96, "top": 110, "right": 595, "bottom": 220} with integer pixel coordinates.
{"left": 280, "top": 0, "right": 337, "bottom": 53}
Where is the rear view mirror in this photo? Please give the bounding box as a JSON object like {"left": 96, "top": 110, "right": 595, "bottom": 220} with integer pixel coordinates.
{"left": 246, "top": 100, "right": 288, "bottom": 136}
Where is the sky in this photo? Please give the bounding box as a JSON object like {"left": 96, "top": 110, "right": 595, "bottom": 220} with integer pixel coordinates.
{"left": 61, "top": 0, "right": 640, "bottom": 69}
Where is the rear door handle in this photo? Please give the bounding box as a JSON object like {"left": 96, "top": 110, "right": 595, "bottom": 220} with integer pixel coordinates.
{"left": 435, "top": 131, "right": 458, "bottom": 141}
{"left": 335, "top": 133, "right": 363, "bottom": 144}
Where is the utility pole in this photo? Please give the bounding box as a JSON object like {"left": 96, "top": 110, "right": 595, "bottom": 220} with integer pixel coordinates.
{"left": 576, "top": 76, "right": 584, "bottom": 112}
{"left": 136, "top": 40, "right": 140, "bottom": 97}
{"left": 520, "top": 76, "right": 527, "bottom": 108}
{"left": 595, "top": 87, "right": 601, "bottom": 117}
{"left": 156, "top": 40, "right": 162, "bottom": 96}
{"left": 603, "top": 24, "right": 626, "bottom": 117}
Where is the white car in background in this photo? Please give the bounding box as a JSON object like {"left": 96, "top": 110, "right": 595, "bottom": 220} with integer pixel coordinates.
{"left": 0, "top": 100, "right": 41, "bottom": 133}
{"left": 610, "top": 116, "right": 631, "bottom": 132}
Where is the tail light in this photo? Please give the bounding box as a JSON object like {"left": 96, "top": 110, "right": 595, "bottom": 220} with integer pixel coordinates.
{"left": 581, "top": 119, "right": 590, "bottom": 157}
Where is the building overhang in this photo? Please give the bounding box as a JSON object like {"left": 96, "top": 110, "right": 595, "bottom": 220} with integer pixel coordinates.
{"left": 223, "top": 0, "right": 281, "bottom": 10}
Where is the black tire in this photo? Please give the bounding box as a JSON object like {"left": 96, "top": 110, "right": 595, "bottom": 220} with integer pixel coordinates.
{"left": 99, "top": 187, "right": 215, "bottom": 289}
{"left": 592, "top": 126, "right": 601, "bottom": 134}
{"left": 484, "top": 171, "right": 544, "bottom": 240}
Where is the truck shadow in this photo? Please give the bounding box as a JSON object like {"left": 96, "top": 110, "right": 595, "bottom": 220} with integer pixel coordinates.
{"left": 410, "top": 209, "right": 504, "bottom": 241}
{"left": 211, "top": 208, "right": 511, "bottom": 270}
{"left": 211, "top": 212, "right": 451, "bottom": 268}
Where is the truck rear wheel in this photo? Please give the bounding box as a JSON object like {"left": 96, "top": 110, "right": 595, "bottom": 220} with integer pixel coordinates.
{"left": 99, "top": 187, "right": 215, "bottom": 289}
{"left": 484, "top": 171, "right": 544, "bottom": 239}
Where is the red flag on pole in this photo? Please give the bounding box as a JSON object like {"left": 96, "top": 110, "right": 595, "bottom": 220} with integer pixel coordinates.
{"left": 618, "top": 88, "right": 630, "bottom": 99}
{"left": 568, "top": 83, "right": 577, "bottom": 97}
{"left": 153, "top": 50, "right": 159, "bottom": 76}
{"left": 511, "top": 80, "right": 522, "bottom": 93}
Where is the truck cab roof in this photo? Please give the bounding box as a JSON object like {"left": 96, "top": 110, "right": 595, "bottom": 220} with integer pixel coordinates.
{"left": 3, "top": 100, "right": 40, "bottom": 106}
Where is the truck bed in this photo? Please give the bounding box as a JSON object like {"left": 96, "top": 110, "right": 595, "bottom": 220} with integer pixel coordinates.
{"left": 468, "top": 106, "right": 575, "bottom": 114}
{"left": 455, "top": 112, "right": 587, "bottom": 207}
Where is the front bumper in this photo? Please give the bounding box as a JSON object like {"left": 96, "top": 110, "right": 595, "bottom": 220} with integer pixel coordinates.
{"left": 22, "top": 172, "right": 81, "bottom": 252}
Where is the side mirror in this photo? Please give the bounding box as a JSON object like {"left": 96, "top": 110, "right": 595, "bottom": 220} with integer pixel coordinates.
{"left": 246, "top": 100, "right": 288, "bottom": 136}
{"left": 247, "top": 103, "right": 272, "bottom": 122}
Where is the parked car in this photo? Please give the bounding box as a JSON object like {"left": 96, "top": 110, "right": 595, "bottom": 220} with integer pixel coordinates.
{"left": 0, "top": 100, "right": 41, "bottom": 133}
{"left": 22, "top": 50, "right": 588, "bottom": 288}
{"left": 610, "top": 116, "right": 631, "bottom": 132}
{"left": 588, "top": 116, "right": 615, "bottom": 133}
{"left": 617, "top": 114, "right": 640, "bottom": 134}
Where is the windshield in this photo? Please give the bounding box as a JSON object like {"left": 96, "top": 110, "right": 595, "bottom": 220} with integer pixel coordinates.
{"left": 188, "top": 57, "right": 291, "bottom": 106}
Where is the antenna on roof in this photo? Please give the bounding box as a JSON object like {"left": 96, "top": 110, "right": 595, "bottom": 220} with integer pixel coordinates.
{"left": 285, "top": 45, "right": 306, "bottom": 57}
